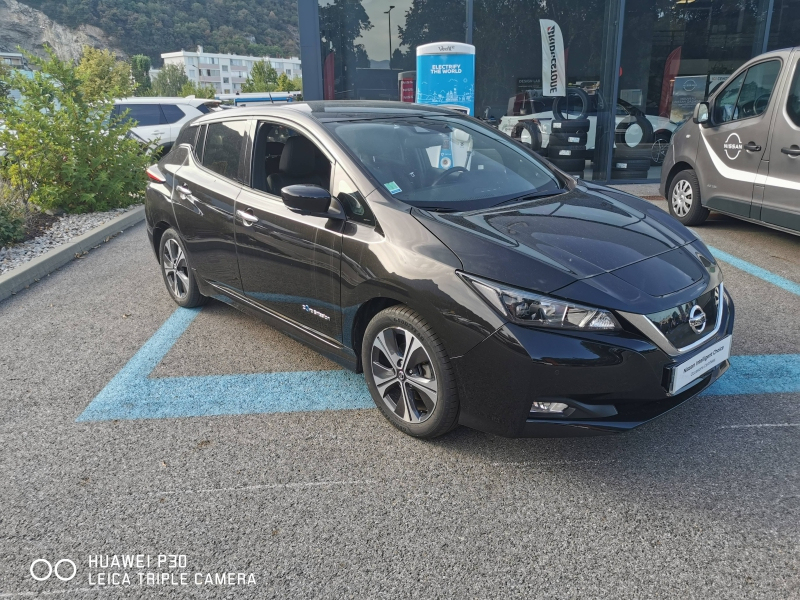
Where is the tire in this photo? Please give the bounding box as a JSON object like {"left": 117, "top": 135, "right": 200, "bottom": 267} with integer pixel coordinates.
{"left": 550, "top": 118, "right": 590, "bottom": 134}
{"left": 615, "top": 115, "right": 654, "bottom": 149}
{"left": 613, "top": 145, "right": 653, "bottom": 160}
{"left": 547, "top": 144, "right": 586, "bottom": 159}
{"left": 549, "top": 157, "right": 586, "bottom": 172}
{"left": 512, "top": 120, "right": 542, "bottom": 151}
{"left": 362, "top": 306, "right": 459, "bottom": 439}
{"left": 611, "top": 157, "right": 651, "bottom": 171}
{"left": 610, "top": 169, "right": 649, "bottom": 180}
{"left": 550, "top": 131, "right": 588, "bottom": 145}
{"left": 159, "top": 229, "right": 209, "bottom": 308}
{"left": 668, "top": 169, "right": 710, "bottom": 226}
{"left": 552, "top": 88, "right": 590, "bottom": 120}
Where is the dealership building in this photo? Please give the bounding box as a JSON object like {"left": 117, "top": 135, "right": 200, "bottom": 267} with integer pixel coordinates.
{"left": 297, "top": 0, "right": 799, "bottom": 183}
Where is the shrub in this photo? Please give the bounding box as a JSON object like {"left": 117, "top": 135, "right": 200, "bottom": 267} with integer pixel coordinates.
{"left": 0, "top": 182, "right": 25, "bottom": 246}
{"left": 0, "top": 48, "right": 154, "bottom": 214}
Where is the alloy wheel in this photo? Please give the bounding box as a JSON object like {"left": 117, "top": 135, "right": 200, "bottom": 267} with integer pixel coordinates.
{"left": 672, "top": 179, "right": 693, "bottom": 217}
{"left": 651, "top": 138, "right": 669, "bottom": 164}
{"left": 370, "top": 327, "right": 438, "bottom": 424}
{"left": 162, "top": 238, "right": 189, "bottom": 299}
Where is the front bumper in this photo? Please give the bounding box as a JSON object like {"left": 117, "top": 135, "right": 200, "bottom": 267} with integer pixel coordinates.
{"left": 451, "top": 290, "right": 734, "bottom": 437}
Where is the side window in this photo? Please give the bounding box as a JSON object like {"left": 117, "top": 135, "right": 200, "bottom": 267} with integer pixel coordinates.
{"left": 735, "top": 60, "right": 781, "bottom": 119}
{"left": 714, "top": 71, "right": 746, "bottom": 123}
{"left": 195, "top": 125, "right": 207, "bottom": 161}
{"left": 788, "top": 64, "right": 800, "bottom": 128}
{"left": 118, "top": 104, "right": 164, "bottom": 127}
{"left": 202, "top": 120, "right": 248, "bottom": 182}
{"left": 174, "top": 125, "right": 198, "bottom": 149}
{"left": 161, "top": 104, "right": 187, "bottom": 124}
{"left": 332, "top": 164, "right": 375, "bottom": 226}
{"left": 196, "top": 104, "right": 211, "bottom": 114}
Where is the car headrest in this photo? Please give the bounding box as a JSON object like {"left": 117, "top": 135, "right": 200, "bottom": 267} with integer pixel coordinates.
{"left": 264, "top": 141, "right": 284, "bottom": 157}
{"left": 279, "top": 136, "right": 316, "bottom": 177}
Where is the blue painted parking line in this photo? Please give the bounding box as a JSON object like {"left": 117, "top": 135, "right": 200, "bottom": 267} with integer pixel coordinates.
{"left": 708, "top": 246, "right": 800, "bottom": 297}
{"left": 76, "top": 307, "right": 372, "bottom": 422}
{"left": 77, "top": 244, "right": 800, "bottom": 422}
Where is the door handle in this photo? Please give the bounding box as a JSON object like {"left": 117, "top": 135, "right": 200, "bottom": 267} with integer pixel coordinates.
{"left": 781, "top": 145, "right": 800, "bottom": 157}
{"left": 744, "top": 142, "right": 762, "bottom": 152}
{"left": 176, "top": 185, "right": 192, "bottom": 198}
{"left": 237, "top": 209, "right": 259, "bottom": 226}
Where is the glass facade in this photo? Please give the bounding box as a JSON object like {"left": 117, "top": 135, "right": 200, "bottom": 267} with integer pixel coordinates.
{"left": 312, "top": 0, "right": 794, "bottom": 183}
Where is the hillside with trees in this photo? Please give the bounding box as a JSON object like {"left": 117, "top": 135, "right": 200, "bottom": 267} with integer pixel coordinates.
{"left": 16, "top": 0, "right": 300, "bottom": 62}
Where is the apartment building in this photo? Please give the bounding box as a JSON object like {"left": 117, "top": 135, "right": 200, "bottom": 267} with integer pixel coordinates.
{"left": 161, "top": 46, "right": 302, "bottom": 94}
{"left": 0, "top": 52, "right": 27, "bottom": 69}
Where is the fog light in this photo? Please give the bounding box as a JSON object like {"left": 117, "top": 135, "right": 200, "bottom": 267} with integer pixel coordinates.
{"left": 530, "top": 401, "right": 569, "bottom": 414}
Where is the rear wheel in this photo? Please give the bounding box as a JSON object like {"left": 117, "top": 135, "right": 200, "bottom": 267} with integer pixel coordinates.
{"left": 159, "top": 229, "right": 208, "bottom": 308}
{"left": 668, "top": 169, "right": 709, "bottom": 226}
{"left": 362, "top": 306, "right": 459, "bottom": 438}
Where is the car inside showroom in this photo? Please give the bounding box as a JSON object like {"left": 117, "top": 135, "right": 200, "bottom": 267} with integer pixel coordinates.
{"left": 302, "top": 0, "right": 800, "bottom": 183}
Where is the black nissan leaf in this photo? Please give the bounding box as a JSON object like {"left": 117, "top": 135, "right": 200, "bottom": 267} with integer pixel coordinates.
{"left": 144, "top": 101, "right": 734, "bottom": 439}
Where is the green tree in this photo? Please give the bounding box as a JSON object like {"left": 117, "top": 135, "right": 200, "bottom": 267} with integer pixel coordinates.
{"left": 0, "top": 49, "right": 153, "bottom": 214}
{"left": 275, "top": 72, "right": 300, "bottom": 92}
{"left": 242, "top": 60, "right": 278, "bottom": 93}
{"left": 151, "top": 64, "right": 189, "bottom": 97}
{"left": 130, "top": 54, "right": 152, "bottom": 96}
{"left": 76, "top": 46, "right": 134, "bottom": 101}
{"left": 0, "top": 61, "right": 10, "bottom": 101}
{"left": 180, "top": 81, "right": 217, "bottom": 99}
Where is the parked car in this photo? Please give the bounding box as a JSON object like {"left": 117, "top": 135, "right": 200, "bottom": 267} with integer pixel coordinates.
{"left": 662, "top": 46, "right": 800, "bottom": 235}
{"left": 145, "top": 101, "right": 733, "bottom": 439}
{"left": 500, "top": 90, "right": 678, "bottom": 165}
{"left": 114, "top": 97, "right": 221, "bottom": 154}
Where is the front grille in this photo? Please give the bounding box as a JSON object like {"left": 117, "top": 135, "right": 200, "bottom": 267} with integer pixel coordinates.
{"left": 646, "top": 285, "right": 720, "bottom": 350}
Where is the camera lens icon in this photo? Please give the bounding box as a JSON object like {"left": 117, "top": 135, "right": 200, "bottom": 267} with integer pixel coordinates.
{"left": 30, "top": 559, "right": 77, "bottom": 582}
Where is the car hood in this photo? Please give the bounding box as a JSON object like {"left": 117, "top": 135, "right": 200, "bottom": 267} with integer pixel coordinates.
{"left": 413, "top": 184, "right": 720, "bottom": 314}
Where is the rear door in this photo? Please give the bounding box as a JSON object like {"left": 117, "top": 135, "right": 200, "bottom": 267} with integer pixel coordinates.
{"left": 761, "top": 51, "right": 800, "bottom": 232}
{"left": 172, "top": 119, "right": 249, "bottom": 293}
{"left": 696, "top": 59, "right": 782, "bottom": 218}
{"left": 159, "top": 104, "right": 189, "bottom": 149}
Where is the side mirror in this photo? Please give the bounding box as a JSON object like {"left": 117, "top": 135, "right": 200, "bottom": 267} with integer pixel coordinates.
{"left": 693, "top": 102, "right": 710, "bottom": 125}
{"left": 281, "top": 185, "right": 338, "bottom": 217}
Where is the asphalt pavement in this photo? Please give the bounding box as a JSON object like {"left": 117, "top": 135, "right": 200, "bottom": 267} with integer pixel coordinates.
{"left": 0, "top": 195, "right": 798, "bottom": 599}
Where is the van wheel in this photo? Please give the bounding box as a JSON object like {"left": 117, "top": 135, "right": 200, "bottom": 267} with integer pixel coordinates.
{"left": 668, "top": 170, "right": 709, "bottom": 226}
{"left": 362, "top": 306, "right": 459, "bottom": 439}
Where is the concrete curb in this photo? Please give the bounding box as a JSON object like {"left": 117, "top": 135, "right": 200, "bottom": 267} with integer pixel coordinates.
{"left": 0, "top": 205, "right": 146, "bottom": 303}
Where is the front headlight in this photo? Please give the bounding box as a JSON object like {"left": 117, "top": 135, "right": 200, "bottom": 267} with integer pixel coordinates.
{"left": 459, "top": 273, "right": 621, "bottom": 331}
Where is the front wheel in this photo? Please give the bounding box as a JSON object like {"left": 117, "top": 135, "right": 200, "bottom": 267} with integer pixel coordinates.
{"left": 362, "top": 306, "right": 459, "bottom": 438}
{"left": 668, "top": 169, "right": 710, "bottom": 226}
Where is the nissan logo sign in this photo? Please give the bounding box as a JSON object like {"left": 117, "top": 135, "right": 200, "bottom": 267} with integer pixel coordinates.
{"left": 689, "top": 305, "right": 708, "bottom": 334}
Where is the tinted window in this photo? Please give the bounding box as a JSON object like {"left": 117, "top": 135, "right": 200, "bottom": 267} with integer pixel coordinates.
{"left": 174, "top": 125, "right": 198, "bottom": 149}
{"left": 118, "top": 104, "right": 164, "bottom": 127}
{"left": 325, "top": 115, "right": 562, "bottom": 211}
{"left": 735, "top": 60, "right": 781, "bottom": 119}
{"left": 161, "top": 104, "right": 186, "bottom": 124}
{"left": 714, "top": 71, "right": 745, "bottom": 123}
{"left": 201, "top": 121, "right": 248, "bottom": 181}
{"left": 788, "top": 64, "right": 800, "bottom": 128}
{"left": 196, "top": 104, "right": 211, "bottom": 114}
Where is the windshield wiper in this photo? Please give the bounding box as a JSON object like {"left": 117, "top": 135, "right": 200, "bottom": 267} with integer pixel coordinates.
{"left": 493, "top": 189, "right": 568, "bottom": 207}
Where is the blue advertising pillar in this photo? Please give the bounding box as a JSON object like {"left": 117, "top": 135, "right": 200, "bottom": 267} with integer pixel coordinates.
{"left": 415, "top": 42, "right": 475, "bottom": 115}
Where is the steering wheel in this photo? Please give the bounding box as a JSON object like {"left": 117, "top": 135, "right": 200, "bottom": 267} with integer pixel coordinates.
{"left": 753, "top": 93, "right": 771, "bottom": 115}
{"left": 431, "top": 166, "right": 467, "bottom": 187}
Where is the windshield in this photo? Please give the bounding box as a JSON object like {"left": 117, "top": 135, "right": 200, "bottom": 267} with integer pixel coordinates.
{"left": 324, "top": 115, "right": 563, "bottom": 211}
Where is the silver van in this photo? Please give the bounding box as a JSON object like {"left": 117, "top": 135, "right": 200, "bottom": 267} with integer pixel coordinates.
{"left": 661, "top": 47, "right": 800, "bottom": 235}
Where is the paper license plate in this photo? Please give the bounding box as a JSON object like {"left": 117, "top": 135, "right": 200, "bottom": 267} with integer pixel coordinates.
{"left": 670, "top": 336, "right": 731, "bottom": 393}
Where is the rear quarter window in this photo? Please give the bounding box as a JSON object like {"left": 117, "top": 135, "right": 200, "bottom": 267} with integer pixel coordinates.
{"left": 174, "top": 124, "right": 199, "bottom": 149}
{"left": 161, "top": 104, "right": 187, "bottom": 124}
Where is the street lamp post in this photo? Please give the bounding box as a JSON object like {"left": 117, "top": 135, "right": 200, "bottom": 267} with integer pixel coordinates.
{"left": 385, "top": 5, "right": 395, "bottom": 69}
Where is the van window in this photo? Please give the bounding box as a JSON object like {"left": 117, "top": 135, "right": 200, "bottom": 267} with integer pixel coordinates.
{"left": 714, "top": 72, "right": 745, "bottom": 123}
{"left": 201, "top": 121, "right": 248, "bottom": 182}
{"left": 787, "top": 65, "right": 800, "bottom": 128}
{"left": 735, "top": 60, "right": 780, "bottom": 119}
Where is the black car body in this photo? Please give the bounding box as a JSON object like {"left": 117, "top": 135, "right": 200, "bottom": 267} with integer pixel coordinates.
{"left": 145, "top": 101, "right": 734, "bottom": 438}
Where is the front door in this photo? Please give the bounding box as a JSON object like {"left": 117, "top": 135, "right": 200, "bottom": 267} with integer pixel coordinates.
{"left": 762, "top": 52, "right": 800, "bottom": 232}
{"left": 698, "top": 59, "right": 782, "bottom": 217}
{"left": 235, "top": 123, "right": 342, "bottom": 342}
{"left": 172, "top": 120, "right": 249, "bottom": 293}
